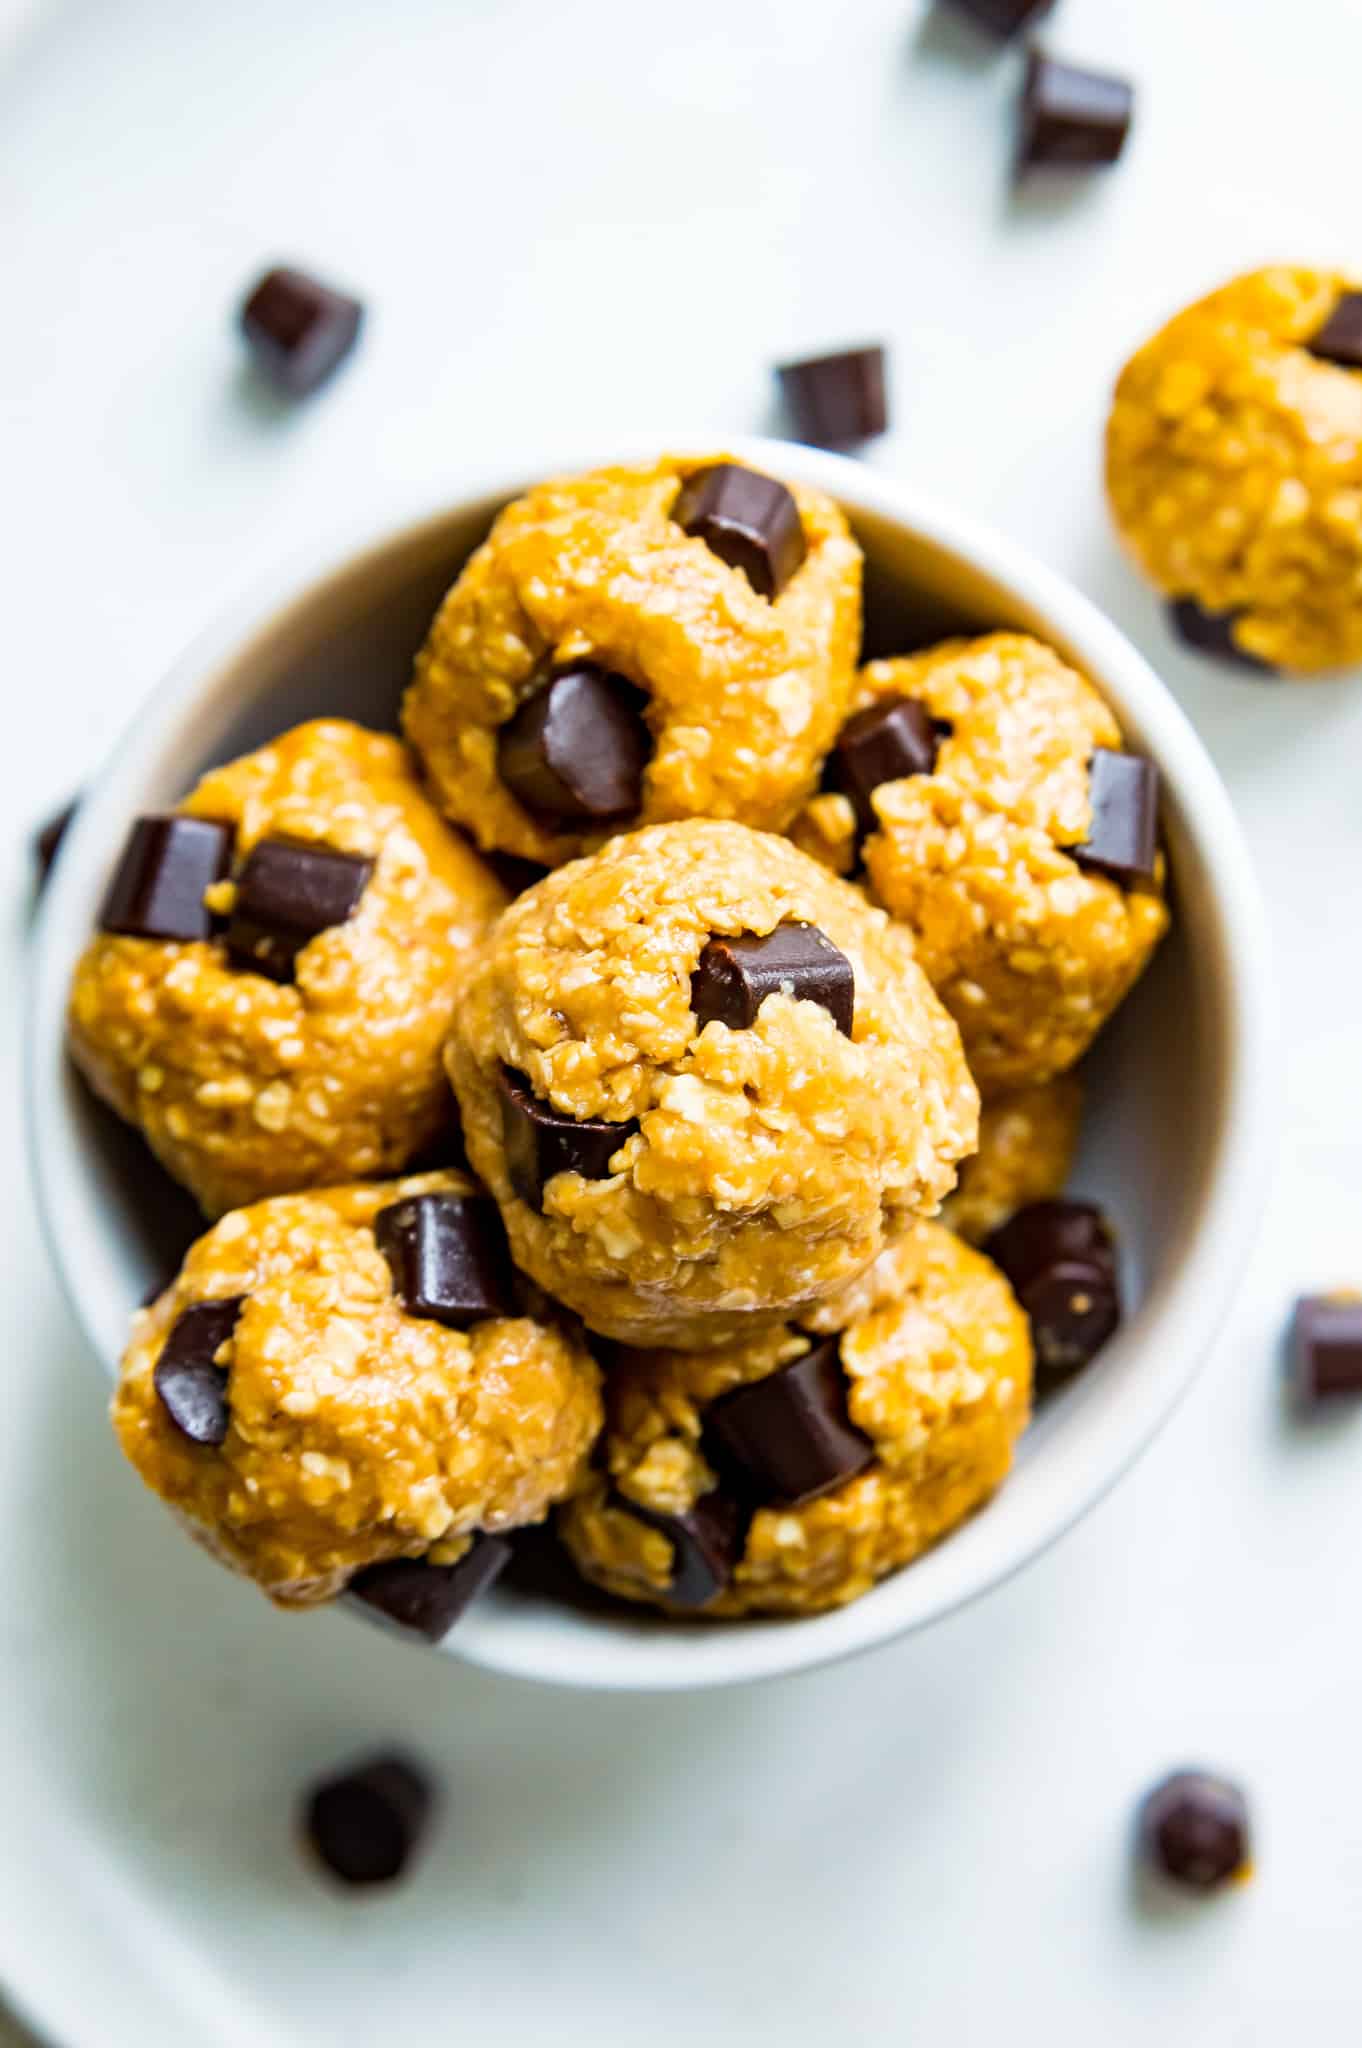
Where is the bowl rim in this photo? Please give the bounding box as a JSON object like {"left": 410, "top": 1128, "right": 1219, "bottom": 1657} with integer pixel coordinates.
{"left": 27, "top": 436, "right": 1277, "bottom": 1692}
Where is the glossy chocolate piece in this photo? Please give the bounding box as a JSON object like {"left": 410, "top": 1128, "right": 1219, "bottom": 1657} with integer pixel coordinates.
{"left": 1289, "top": 1295, "right": 1362, "bottom": 1402}
{"left": 1305, "top": 293, "right": 1362, "bottom": 370}
{"left": 350, "top": 1536, "right": 513, "bottom": 1643}
{"left": 1167, "top": 597, "right": 1276, "bottom": 674}
{"left": 672, "top": 463, "right": 807, "bottom": 600}
{"left": 691, "top": 923, "right": 855, "bottom": 1038}
{"left": 825, "top": 695, "right": 945, "bottom": 836}
{"left": 625, "top": 1490, "right": 746, "bottom": 1608}
{"left": 943, "top": 0, "right": 1054, "bottom": 34}
{"left": 303, "top": 1752, "right": 433, "bottom": 1886}
{"left": 1139, "top": 1770, "right": 1251, "bottom": 1894}
{"left": 153, "top": 1296, "right": 244, "bottom": 1446}
{"left": 374, "top": 1193, "right": 515, "bottom": 1330}
{"left": 497, "top": 1066, "right": 639, "bottom": 1208}
{"left": 225, "top": 836, "right": 373, "bottom": 981}
{"left": 1070, "top": 748, "right": 1160, "bottom": 890}
{"left": 34, "top": 798, "right": 77, "bottom": 885}
{"left": 239, "top": 266, "right": 363, "bottom": 396}
{"left": 1019, "top": 52, "right": 1134, "bottom": 170}
{"left": 984, "top": 1200, "right": 1120, "bottom": 1383}
{"left": 497, "top": 665, "right": 649, "bottom": 824}
{"left": 777, "top": 345, "right": 888, "bottom": 448}
{"left": 99, "top": 815, "right": 234, "bottom": 943}
{"left": 705, "top": 1338, "right": 874, "bottom": 1506}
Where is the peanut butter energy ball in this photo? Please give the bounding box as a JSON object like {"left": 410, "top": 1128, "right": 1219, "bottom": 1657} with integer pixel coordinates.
{"left": 942, "top": 1073, "right": 1084, "bottom": 1246}
{"left": 445, "top": 819, "right": 978, "bottom": 1349}
{"left": 1107, "top": 267, "right": 1362, "bottom": 675}
{"left": 793, "top": 635, "right": 1168, "bottom": 1094}
{"left": 68, "top": 720, "right": 505, "bottom": 1216}
{"left": 403, "top": 455, "right": 862, "bottom": 865}
{"left": 558, "top": 1220, "right": 1032, "bottom": 1617}
{"left": 113, "top": 1174, "right": 602, "bottom": 1615}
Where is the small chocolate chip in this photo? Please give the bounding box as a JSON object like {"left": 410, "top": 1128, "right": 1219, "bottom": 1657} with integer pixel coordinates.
{"left": 777, "top": 345, "right": 888, "bottom": 448}
{"left": 99, "top": 815, "right": 235, "bottom": 944}
{"left": 34, "top": 798, "right": 77, "bottom": 886}
{"left": 624, "top": 1491, "right": 747, "bottom": 1608}
{"left": 225, "top": 837, "right": 373, "bottom": 982}
{"left": 1138, "top": 1770, "right": 1251, "bottom": 1895}
{"left": 1304, "top": 293, "right": 1362, "bottom": 371}
{"left": 1018, "top": 52, "right": 1134, "bottom": 171}
{"left": 1289, "top": 1295, "right": 1362, "bottom": 1403}
{"left": 497, "top": 665, "right": 650, "bottom": 825}
{"left": 942, "top": 0, "right": 1055, "bottom": 35}
{"left": 239, "top": 266, "right": 363, "bottom": 397}
{"left": 691, "top": 923, "right": 855, "bottom": 1038}
{"left": 984, "top": 1200, "right": 1120, "bottom": 1384}
{"left": 153, "top": 1297, "right": 244, "bottom": 1445}
{"left": 303, "top": 1752, "right": 433, "bottom": 1887}
{"left": 824, "top": 695, "right": 946, "bottom": 837}
{"left": 672, "top": 463, "right": 807, "bottom": 600}
{"left": 704, "top": 1338, "right": 874, "bottom": 1506}
{"left": 1167, "top": 598, "right": 1276, "bottom": 675}
{"left": 1069, "top": 748, "right": 1160, "bottom": 890}
{"left": 350, "top": 1536, "right": 513, "bottom": 1642}
{"left": 497, "top": 1066, "right": 639, "bottom": 1209}
{"left": 374, "top": 1194, "right": 515, "bottom": 1331}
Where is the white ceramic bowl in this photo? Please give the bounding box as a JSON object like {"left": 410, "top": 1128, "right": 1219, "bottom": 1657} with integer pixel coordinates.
{"left": 27, "top": 438, "right": 1274, "bottom": 1692}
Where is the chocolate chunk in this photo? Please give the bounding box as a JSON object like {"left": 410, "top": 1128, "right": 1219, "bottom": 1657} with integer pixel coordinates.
{"left": 498, "top": 665, "right": 649, "bottom": 825}
{"left": 153, "top": 1297, "right": 244, "bottom": 1445}
{"left": 1018, "top": 53, "right": 1134, "bottom": 171}
{"left": 1138, "top": 1770, "right": 1251, "bottom": 1894}
{"left": 497, "top": 1066, "right": 639, "bottom": 1209}
{"left": 825, "top": 695, "right": 946, "bottom": 836}
{"left": 350, "top": 1536, "right": 513, "bottom": 1642}
{"left": 225, "top": 836, "right": 373, "bottom": 981}
{"left": 374, "top": 1193, "right": 515, "bottom": 1330}
{"left": 984, "top": 1200, "right": 1120, "bottom": 1383}
{"left": 1167, "top": 597, "right": 1275, "bottom": 674}
{"left": 485, "top": 851, "right": 552, "bottom": 897}
{"left": 692, "top": 923, "right": 855, "bottom": 1038}
{"left": 99, "top": 815, "right": 235, "bottom": 943}
{"left": 34, "top": 798, "right": 77, "bottom": 885}
{"left": 1289, "top": 1295, "right": 1362, "bottom": 1402}
{"left": 625, "top": 1491, "right": 746, "bottom": 1608}
{"left": 943, "top": 0, "right": 1054, "bottom": 35}
{"left": 777, "top": 345, "right": 888, "bottom": 448}
{"left": 705, "top": 1339, "right": 874, "bottom": 1506}
{"left": 672, "top": 463, "right": 807, "bottom": 600}
{"left": 303, "top": 1752, "right": 433, "bottom": 1887}
{"left": 1069, "top": 748, "right": 1160, "bottom": 890}
{"left": 1305, "top": 293, "right": 1362, "bottom": 371}
{"left": 239, "top": 266, "right": 363, "bottom": 397}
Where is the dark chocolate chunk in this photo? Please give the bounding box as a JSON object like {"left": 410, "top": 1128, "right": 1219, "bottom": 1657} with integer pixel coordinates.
{"left": 153, "top": 1297, "right": 244, "bottom": 1445}
{"left": 984, "top": 1200, "right": 1120, "bottom": 1383}
{"left": 1069, "top": 748, "right": 1160, "bottom": 890}
{"left": 777, "top": 345, "right": 888, "bottom": 448}
{"left": 225, "top": 836, "right": 373, "bottom": 981}
{"left": 705, "top": 1338, "right": 874, "bottom": 1506}
{"left": 374, "top": 1193, "right": 515, "bottom": 1331}
{"left": 943, "top": 0, "right": 1055, "bottom": 35}
{"left": 239, "top": 266, "right": 363, "bottom": 397}
{"left": 34, "top": 798, "right": 77, "bottom": 885}
{"left": 1289, "top": 1295, "right": 1362, "bottom": 1402}
{"left": 625, "top": 1490, "right": 746, "bottom": 1608}
{"left": 99, "top": 815, "right": 234, "bottom": 944}
{"left": 824, "top": 695, "right": 946, "bottom": 836}
{"left": 672, "top": 463, "right": 807, "bottom": 600}
{"left": 1018, "top": 52, "right": 1134, "bottom": 171}
{"left": 691, "top": 923, "right": 855, "bottom": 1038}
{"left": 1138, "top": 1770, "right": 1251, "bottom": 1894}
{"left": 1305, "top": 293, "right": 1362, "bottom": 371}
{"left": 350, "top": 1536, "right": 513, "bottom": 1642}
{"left": 303, "top": 1752, "right": 433, "bottom": 1887}
{"left": 497, "top": 665, "right": 649, "bottom": 825}
{"left": 1167, "top": 597, "right": 1275, "bottom": 674}
{"left": 497, "top": 1066, "right": 639, "bottom": 1209}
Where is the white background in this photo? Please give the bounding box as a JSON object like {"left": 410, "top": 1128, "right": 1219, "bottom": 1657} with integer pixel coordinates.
{"left": 4, "top": 1, "right": 1362, "bottom": 2041}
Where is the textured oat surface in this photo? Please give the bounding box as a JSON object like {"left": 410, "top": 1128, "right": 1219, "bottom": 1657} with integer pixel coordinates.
{"left": 113, "top": 1172, "right": 602, "bottom": 1605}
{"left": 68, "top": 720, "right": 506, "bottom": 1216}
{"left": 447, "top": 819, "right": 978, "bottom": 1347}
{"left": 942, "top": 1073, "right": 1084, "bottom": 1246}
{"left": 403, "top": 455, "right": 862, "bottom": 863}
{"left": 1106, "top": 266, "right": 1362, "bottom": 674}
{"left": 560, "top": 1219, "right": 1031, "bottom": 1616}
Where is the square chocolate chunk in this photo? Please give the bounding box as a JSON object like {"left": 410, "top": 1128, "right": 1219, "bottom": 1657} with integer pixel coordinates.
{"left": 240, "top": 266, "right": 363, "bottom": 396}
{"left": 225, "top": 837, "right": 373, "bottom": 982}
{"left": 1019, "top": 53, "right": 1134, "bottom": 171}
{"left": 99, "top": 815, "right": 235, "bottom": 944}
{"left": 1290, "top": 1295, "right": 1362, "bottom": 1402}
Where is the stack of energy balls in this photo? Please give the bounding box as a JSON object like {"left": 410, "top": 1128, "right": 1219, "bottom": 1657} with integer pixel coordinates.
{"left": 68, "top": 454, "right": 1169, "bottom": 1638}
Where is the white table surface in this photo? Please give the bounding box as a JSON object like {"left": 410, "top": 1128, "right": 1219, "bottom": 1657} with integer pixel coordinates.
{"left": 4, "top": 1, "right": 1362, "bottom": 2041}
